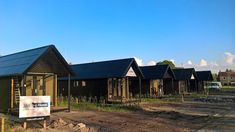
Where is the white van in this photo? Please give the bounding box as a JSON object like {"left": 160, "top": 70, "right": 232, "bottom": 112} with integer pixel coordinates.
{"left": 208, "top": 82, "right": 222, "bottom": 89}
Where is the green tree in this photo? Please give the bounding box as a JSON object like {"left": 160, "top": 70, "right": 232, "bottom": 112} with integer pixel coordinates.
{"left": 212, "top": 73, "right": 218, "bottom": 81}
{"left": 157, "top": 60, "right": 176, "bottom": 69}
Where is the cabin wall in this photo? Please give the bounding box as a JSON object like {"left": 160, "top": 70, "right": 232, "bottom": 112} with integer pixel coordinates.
{"left": 58, "top": 79, "right": 108, "bottom": 101}
{"left": 163, "top": 79, "right": 174, "bottom": 95}
{"left": 24, "top": 75, "right": 55, "bottom": 105}
{"left": 58, "top": 80, "right": 68, "bottom": 97}
{"left": 45, "top": 75, "right": 54, "bottom": 105}
{"left": 189, "top": 80, "right": 198, "bottom": 92}
{"left": 150, "top": 79, "right": 160, "bottom": 97}
{"left": 139, "top": 79, "right": 150, "bottom": 97}
{"left": 0, "top": 77, "right": 11, "bottom": 112}
{"left": 25, "top": 76, "right": 33, "bottom": 96}
{"left": 108, "top": 78, "right": 132, "bottom": 100}
{"left": 174, "top": 80, "right": 188, "bottom": 94}
{"left": 197, "top": 81, "right": 204, "bottom": 93}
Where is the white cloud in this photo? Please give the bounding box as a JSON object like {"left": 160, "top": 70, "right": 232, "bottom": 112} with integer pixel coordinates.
{"left": 193, "top": 52, "right": 235, "bottom": 73}
{"left": 199, "top": 59, "right": 207, "bottom": 67}
{"left": 147, "top": 60, "right": 156, "bottom": 66}
{"left": 170, "top": 59, "right": 175, "bottom": 65}
{"left": 134, "top": 52, "right": 235, "bottom": 73}
{"left": 224, "top": 52, "right": 235, "bottom": 64}
{"left": 134, "top": 57, "right": 144, "bottom": 66}
{"left": 187, "top": 60, "right": 193, "bottom": 65}
{"left": 181, "top": 60, "right": 193, "bottom": 68}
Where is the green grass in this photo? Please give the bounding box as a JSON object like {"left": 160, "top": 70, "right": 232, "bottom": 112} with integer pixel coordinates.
{"left": 58, "top": 100, "right": 140, "bottom": 112}
{"left": 222, "top": 86, "right": 235, "bottom": 88}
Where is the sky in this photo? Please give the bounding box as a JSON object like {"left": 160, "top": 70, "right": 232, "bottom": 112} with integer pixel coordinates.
{"left": 0, "top": 0, "right": 235, "bottom": 73}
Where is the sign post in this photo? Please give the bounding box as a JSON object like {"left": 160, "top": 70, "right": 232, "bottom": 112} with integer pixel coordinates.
{"left": 19, "top": 96, "right": 50, "bottom": 129}
{"left": 1, "top": 116, "right": 4, "bottom": 132}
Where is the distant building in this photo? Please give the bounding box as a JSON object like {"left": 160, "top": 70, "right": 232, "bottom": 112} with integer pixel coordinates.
{"left": 173, "top": 68, "right": 198, "bottom": 94}
{"left": 196, "top": 71, "right": 213, "bottom": 91}
{"left": 139, "top": 64, "right": 175, "bottom": 97}
{"left": 218, "top": 70, "right": 235, "bottom": 86}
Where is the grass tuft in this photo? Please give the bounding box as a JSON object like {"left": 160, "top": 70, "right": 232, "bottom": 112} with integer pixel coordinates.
{"left": 58, "top": 96, "right": 140, "bottom": 112}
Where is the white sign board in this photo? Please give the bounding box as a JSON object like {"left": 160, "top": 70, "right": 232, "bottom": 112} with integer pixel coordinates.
{"left": 19, "top": 96, "right": 50, "bottom": 118}
{"left": 126, "top": 67, "right": 137, "bottom": 77}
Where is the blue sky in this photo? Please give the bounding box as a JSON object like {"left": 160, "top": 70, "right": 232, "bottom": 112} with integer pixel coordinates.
{"left": 0, "top": 0, "right": 234, "bottom": 72}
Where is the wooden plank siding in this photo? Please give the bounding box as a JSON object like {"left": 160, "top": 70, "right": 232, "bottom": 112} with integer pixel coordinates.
{"left": 0, "top": 77, "right": 11, "bottom": 112}
{"left": 58, "top": 77, "right": 135, "bottom": 103}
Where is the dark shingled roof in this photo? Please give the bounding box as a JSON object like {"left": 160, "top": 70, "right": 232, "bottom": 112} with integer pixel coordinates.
{"left": 64, "top": 58, "right": 144, "bottom": 80}
{"left": 0, "top": 45, "right": 72, "bottom": 77}
{"left": 173, "top": 68, "right": 198, "bottom": 80}
{"left": 196, "top": 71, "right": 213, "bottom": 81}
{"left": 140, "top": 64, "right": 175, "bottom": 79}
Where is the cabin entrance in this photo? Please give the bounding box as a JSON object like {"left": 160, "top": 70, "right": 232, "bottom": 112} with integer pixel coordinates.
{"left": 107, "top": 77, "right": 130, "bottom": 101}
{"left": 11, "top": 73, "right": 57, "bottom": 109}
{"left": 163, "top": 78, "right": 174, "bottom": 95}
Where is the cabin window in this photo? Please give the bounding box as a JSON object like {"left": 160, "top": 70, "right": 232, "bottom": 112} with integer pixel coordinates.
{"left": 73, "top": 81, "right": 79, "bottom": 87}
{"left": 82, "top": 81, "right": 86, "bottom": 87}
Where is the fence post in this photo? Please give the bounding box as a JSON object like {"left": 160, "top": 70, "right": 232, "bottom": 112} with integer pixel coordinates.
{"left": 1, "top": 117, "right": 4, "bottom": 132}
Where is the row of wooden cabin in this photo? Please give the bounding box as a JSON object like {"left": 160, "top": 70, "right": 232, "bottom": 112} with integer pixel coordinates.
{"left": 0, "top": 45, "right": 213, "bottom": 112}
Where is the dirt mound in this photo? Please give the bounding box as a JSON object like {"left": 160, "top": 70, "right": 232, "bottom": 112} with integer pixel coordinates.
{"left": 11, "top": 118, "right": 92, "bottom": 132}
{"left": 49, "top": 118, "right": 89, "bottom": 131}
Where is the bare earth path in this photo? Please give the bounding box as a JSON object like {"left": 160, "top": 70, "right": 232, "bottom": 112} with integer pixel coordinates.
{"left": 52, "top": 90, "right": 235, "bottom": 132}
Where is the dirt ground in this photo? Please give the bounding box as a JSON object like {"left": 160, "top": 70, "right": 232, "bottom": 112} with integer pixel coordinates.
{"left": 50, "top": 89, "right": 235, "bottom": 132}
{"left": 9, "top": 89, "right": 235, "bottom": 132}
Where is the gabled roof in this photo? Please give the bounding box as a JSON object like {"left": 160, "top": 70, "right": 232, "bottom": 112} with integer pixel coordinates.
{"left": 0, "top": 45, "right": 72, "bottom": 77}
{"left": 65, "top": 58, "right": 144, "bottom": 80}
{"left": 173, "top": 68, "right": 198, "bottom": 80}
{"left": 196, "top": 71, "right": 213, "bottom": 81}
{"left": 140, "top": 64, "right": 175, "bottom": 79}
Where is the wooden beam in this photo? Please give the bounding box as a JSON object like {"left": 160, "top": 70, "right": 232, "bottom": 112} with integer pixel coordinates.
{"left": 68, "top": 74, "right": 71, "bottom": 112}
{"left": 112, "top": 78, "right": 114, "bottom": 98}
{"left": 54, "top": 75, "right": 58, "bottom": 107}
{"left": 23, "top": 122, "right": 27, "bottom": 129}
{"left": 43, "top": 120, "right": 47, "bottom": 128}
{"left": 107, "top": 79, "right": 109, "bottom": 101}
{"left": 126, "top": 77, "right": 129, "bottom": 99}
{"left": 139, "top": 77, "right": 141, "bottom": 100}
{"left": 1, "top": 115, "right": 5, "bottom": 132}
{"left": 11, "top": 78, "right": 14, "bottom": 109}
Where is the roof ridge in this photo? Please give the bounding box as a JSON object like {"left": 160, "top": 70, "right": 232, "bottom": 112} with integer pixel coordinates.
{"left": 140, "top": 64, "right": 169, "bottom": 68}
{"left": 72, "top": 58, "right": 134, "bottom": 66}
{"left": 0, "top": 44, "right": 54, "bottom": 59}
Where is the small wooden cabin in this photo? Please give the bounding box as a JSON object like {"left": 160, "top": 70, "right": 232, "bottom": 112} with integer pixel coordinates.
{"left": 173, "top": 68, "right": 198, "bottom": 94}
{"left": 58, "top": 58, "right": 144, "bottom": 103}
{"left": 0, "top": 45, "right": 72, "bottom": 112}
{"left": 196, "top": 71, "right": 213, "bottom": 92}
{"left": 137, "top": 64, "right": 175, "bottom": 97}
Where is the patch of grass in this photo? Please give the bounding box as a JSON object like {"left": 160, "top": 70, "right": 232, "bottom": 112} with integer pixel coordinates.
{"left": 222, "top": 86, "right": 235, "bottom": 88}
{"left": 58, "top": 100, "right": 140, "bottom": 112}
